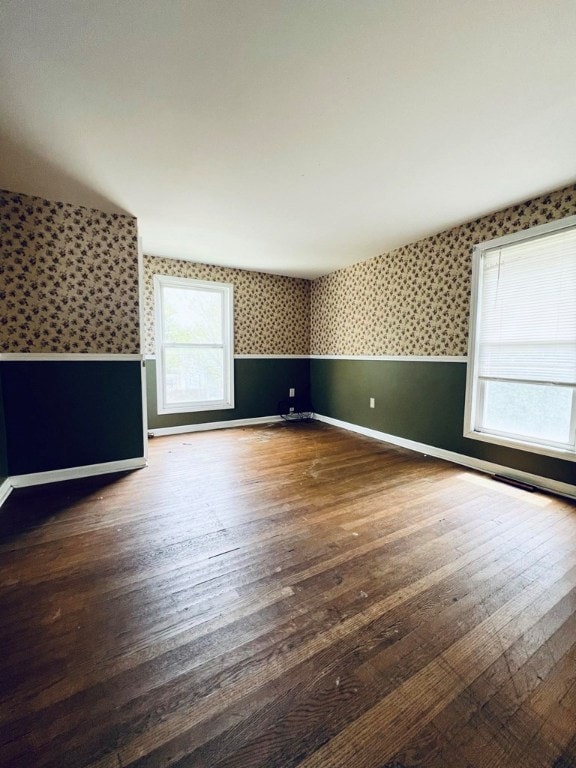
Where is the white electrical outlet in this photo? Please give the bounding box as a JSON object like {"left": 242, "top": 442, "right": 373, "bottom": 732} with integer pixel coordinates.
{"left": 289, "top": 406, "right": 295, "bottom": 413}
{"left": 289, "top": 388, "right": 295, "bottom": 397}
{"left": 370, "top": 397, "right": 375, "bottom": 408}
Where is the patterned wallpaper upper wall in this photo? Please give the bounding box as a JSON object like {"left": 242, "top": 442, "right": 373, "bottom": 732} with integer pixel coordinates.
{"left": 0, "top": 190, "right": 140, "bottom": 354}
{"left": 144, "top": 255, "right": 310, "bottom": 356}
{"left": 311, "top": 184, "right": 576, "bottom": 357}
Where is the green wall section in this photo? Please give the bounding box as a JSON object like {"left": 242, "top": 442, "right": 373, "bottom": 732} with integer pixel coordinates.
{"left": 1, "top": 355, "right": 571, "bottom": 489}
{"left": 311, "top": 358, "right": 576, "bottom": 487}
{"left": 0, "top": 368, "right": 7, "bottom": 481}
{"left": 1, "top": 361, "right": 144, "bottom": 475}
{"left": 147, "top": 357, "right": 310, "bottom": 430}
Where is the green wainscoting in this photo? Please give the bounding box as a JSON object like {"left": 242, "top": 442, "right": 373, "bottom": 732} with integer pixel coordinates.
{"left": 1, "top": 360, "right": 144, "bottom": 475}
{"left": 147, "top": 357, "right": 310, "bottom": 430}
{"left": 311, "top": 358, "right": 576, "bottom": 487}
{"left": 0, "top": 367, "right": 7, "bottom": 480}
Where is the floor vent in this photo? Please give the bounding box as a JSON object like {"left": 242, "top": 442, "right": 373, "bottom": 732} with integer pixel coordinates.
{"left": 493, "top": 474, "right": 536, "bottom": 492}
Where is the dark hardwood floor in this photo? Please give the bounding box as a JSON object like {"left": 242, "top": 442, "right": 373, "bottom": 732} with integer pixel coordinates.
{"left": 1, "top": 421, "right": 575, "bottom": 768}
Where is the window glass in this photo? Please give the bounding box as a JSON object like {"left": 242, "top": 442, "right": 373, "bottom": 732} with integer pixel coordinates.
{"left": 479, "top": 380, "right": 573, "bottom": 446}
{"left": 465, "top": 216, "right": 576, "bottom": 459}
{"left": 163, "top": 287, "right": 223, "bottom": 344}
{"left": 154, "top": 276, "right": 234, "bottom": 414}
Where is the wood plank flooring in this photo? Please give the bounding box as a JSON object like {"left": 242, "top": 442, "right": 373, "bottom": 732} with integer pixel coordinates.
{"left": 0, "top": 421, "right": 575, "bottom": 768}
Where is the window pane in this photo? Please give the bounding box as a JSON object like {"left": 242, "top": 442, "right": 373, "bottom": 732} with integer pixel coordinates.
{"left": 164, "top": 347, "right": 225, "bottom": 404}
{"left": 480, "top": 380, "right": 573, "bottom": 446}
{"left": 163, "top": 287, "right": 223, "bottom": 344}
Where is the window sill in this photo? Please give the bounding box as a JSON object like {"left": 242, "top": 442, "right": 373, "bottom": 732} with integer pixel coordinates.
{"left": 463, "top": 428, "right": 576, "bottom": 463}
{"left": 157, "top": 401, "right": 235, "bottom": 415}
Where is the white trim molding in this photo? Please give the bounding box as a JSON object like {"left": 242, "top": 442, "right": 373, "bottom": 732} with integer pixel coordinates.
{"left": 10, "top": 457, "right": 147, "bottom": 489}
{"left": 137, "top": 237, "right": 149, "bottom": 461}
{"left": 0, "top": 353, "right": 143, "bottom": 362}
{"left": 137, "top": 235, "right": 146, "bottom": 362}
{"left": 464, "top": 215, "right": 576, "bottom": 463}
{"left": 0, "top": 478, "right": 12, "bottom": 507}
{"left": 314, "top": 413, "right": 576, "bottom": 500}
{"left": 148, "top": 415, "right": 282, "bottom": 437}
{"left": 146, "top": 354, "right": 465, "bottom": 362}
{"left": 310, "top": 355, "right": 467, "bottom": 362}
{"left": 147, "top": 354, "right": 309, "bottom": 360}
{"left": 234, "top": 354, "right": 310, "bottom": 359}
{"left": 153, "top": 274, "right": 235, "bottom": 415}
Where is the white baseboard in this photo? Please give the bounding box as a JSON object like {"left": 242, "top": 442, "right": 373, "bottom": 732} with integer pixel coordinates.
{"left": 148, "top": 415, "right": 283, "bottom": 437}
{"left": 0, "top": 477, "right": 13, "bottom": 507}
{"left": 10, "top": 457, "right": 147, "bottom": 489}
{"left": 3, "top": 414, "right": 572, "bottom": 509}
{"left": 314, "top": 413, "right": 576, "bottom": 500}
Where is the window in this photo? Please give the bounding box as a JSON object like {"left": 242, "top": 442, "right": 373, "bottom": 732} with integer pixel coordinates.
{"left": 464, "top": 215, "right": 576, "bottom": 461}
{"left": 154, "top": 275, "right": 234, "bottom": 414}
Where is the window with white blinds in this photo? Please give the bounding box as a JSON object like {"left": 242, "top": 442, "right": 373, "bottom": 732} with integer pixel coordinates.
{"left": 464, "top": 215, "right": 576, "bottom": 460}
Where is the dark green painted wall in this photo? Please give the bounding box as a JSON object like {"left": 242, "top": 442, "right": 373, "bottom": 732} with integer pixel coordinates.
{"left": 147, "top": 357, "right": 310, "bottom": 429}
{"left": 311, "top": 358, "right": 576, "bottom": 487}
{"left": 1, "top": 361, "right": 144, "bottom": 475}
{"left": 0, "top": 368, "right": 7, "bottom": 482}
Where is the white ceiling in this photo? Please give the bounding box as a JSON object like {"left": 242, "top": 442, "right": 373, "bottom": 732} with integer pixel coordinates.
{"left": 1, "top": 1, "right": 575, "bottom": 279}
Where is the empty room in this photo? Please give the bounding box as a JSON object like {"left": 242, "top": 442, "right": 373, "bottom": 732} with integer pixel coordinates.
{"left": 1, "top": 1, "right": 576, "bottom": 767}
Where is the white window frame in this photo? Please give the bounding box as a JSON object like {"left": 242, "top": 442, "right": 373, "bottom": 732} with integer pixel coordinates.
{"left": 154, "top": 274, "right": 234, "bottom": 414}
{"left": 464, "top": 215, "right": 576, "bottom": 462}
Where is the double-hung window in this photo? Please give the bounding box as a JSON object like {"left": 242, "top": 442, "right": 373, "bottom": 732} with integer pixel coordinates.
{"left": 464, "top": 215, "right": 576, "bottom": 461}
{"left": 154, "top": 275, "right": 234, "bottom": 414}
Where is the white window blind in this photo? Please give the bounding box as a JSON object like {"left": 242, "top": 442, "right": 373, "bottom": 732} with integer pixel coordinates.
{"left": 465, "top": 215, "right": 576, "bottom": 460}
{"left": 478, "top": 226, "right": 576, "bottom": 387}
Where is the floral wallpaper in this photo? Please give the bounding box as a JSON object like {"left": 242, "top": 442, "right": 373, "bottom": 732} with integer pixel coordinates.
{"left": 4, "top": 183, "right": 575, "bottom": 359}
{"left": 311, "top": 184, "right": 576, "bottom": 356}
{"left": 0, "top": 190, "right": 140, "bottom": 354}
{"left": 144, "top": 255, "right": 310, "bottom": 356}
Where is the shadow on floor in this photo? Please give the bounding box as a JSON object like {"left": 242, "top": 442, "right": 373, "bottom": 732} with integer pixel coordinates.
{"left": 0, "top": 472, "right": 134, "bottom": 542}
